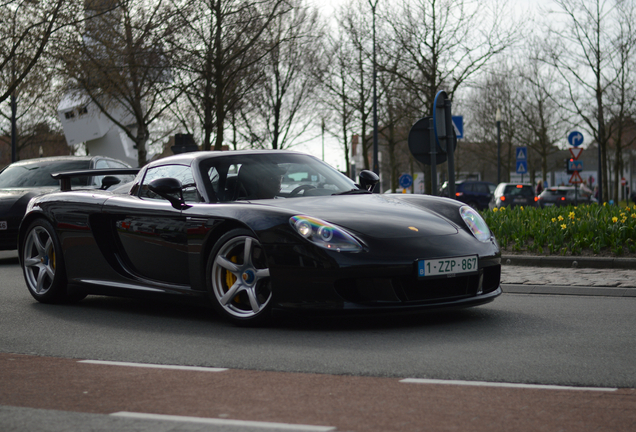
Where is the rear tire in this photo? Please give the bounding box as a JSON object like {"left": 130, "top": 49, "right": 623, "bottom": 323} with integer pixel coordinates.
{"left": 21, "top": 219, "right": 83, "bottom": 304}
{"left": 206, "top": 229, "right": 273, "bottom": 326}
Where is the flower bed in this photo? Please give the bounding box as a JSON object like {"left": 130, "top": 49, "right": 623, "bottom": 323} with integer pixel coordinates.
{"left": 481, "top": 203, "right": 636, "bottom": 257}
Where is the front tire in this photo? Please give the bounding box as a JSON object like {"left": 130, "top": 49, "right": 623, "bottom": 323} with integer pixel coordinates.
{"left": 21, "top": 219, "right": 82, "bottom": 304}
{"left": 206, "top": 229, "right": 273, "bottom": 326}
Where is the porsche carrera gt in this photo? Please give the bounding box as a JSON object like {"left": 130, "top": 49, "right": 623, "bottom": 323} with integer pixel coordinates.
{"left": 19, "top": 150, "right": 501, "bottom": 325}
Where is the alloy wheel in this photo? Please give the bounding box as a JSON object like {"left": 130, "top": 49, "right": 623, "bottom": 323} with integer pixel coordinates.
{"left": 23, "top": 225, "right": 57, "bottom": 295}
{"left": 211, "top": 235, "right": 272, "bottom": 319}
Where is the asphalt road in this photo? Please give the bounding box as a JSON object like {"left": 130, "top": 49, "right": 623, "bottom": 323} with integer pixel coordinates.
{"left": 1, "top": 253, "right": 635, "bottom": 431}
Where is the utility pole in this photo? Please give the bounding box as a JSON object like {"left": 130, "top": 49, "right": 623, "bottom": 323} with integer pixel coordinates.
{"left": 11, "top": 92, "right": 17, "bottom": 163}
{"left": 369, "top": 0, "right": 379, "bottom": 180}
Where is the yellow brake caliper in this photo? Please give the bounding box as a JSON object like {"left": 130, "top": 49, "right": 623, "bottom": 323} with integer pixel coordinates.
{"left": 225, "top": 256, "right": 241, "bottom": 303}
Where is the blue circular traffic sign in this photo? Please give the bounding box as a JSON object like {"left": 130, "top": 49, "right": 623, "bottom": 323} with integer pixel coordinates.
{"left": 568, "top": 131, "right": 584, "bottom": 147}
{"left": 399, "top": 174, "right": 413, "bottom": 189}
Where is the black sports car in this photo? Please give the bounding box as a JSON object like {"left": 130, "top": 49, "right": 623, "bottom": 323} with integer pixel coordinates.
{"left": 19, "top": 150, "right": 501, "bottom": 325}
{"left": 0, "top": 156, "right": 134, "bottom": 250}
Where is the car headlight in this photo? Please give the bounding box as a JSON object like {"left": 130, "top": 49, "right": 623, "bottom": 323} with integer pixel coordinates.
{"left": 290, "top": 215, "right": 363, "bottom": 252}
{"left": 459, "top": 206, "right": 491, "bottom": 242}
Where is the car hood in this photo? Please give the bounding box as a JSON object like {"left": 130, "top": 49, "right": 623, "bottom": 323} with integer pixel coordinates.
{"left": 259, "top": 194, "right": 458, "bottom": 239}
{"left": 0, "top": 187, "right": 57, "bottom": 206}
{"left": 0, "top": 186, "right": 56, "bottom": 199}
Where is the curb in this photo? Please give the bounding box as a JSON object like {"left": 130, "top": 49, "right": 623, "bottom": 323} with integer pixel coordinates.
{"left": 501, "top": 255, "right": 636, "bottom": 269}
{"left": 502, "top": 284, "right": 636, "bottom": 297}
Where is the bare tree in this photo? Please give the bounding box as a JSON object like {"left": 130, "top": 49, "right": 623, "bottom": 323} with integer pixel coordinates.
{"left": 174, "top": 0, "right": 291, "bottom": 152}
{"left": 59, "top": 0, "right": 184, "bottom": 166}
{"left": 515, "top": 43, "right": 570, "bottom": 184}
{"left": 0, "top": 60, "right": 64, "bottom": 160}
{"left": 241, "top": 0, "right": 323, "bottom": 150}
{"left": 376, "top": 44, "right": 415, "bottom": 192}
{"left": 543, "top": 0, "right": 629, "bottom": 202}
{"left": 384, "top": 0, "right": 518, "bottom": 192}
{"left": 333, "top": 0, "right": 374, "bottom": 171}
{"left": 465, "top": 62, "right": 524, "bottom": 183}
{"left": 317, "top": 30, "right": 356, "bottom": 176}
{"left": 0, "top": 0, "right": 76, "bottom": 104}
{"left": 606, "top": 0, "right": 636, "bottom": 201}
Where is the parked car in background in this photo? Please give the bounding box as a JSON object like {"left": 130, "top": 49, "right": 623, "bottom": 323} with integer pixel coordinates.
{"left": 538, "top": 186, "right": 597, "bottom": 208}
{"left": 490, "top": 183, "right": 538, "bottom": 209}
{"left": 0, "top": 156, "right": 135, "bottom": 250}
{"left": 439, "top": 180, "right": 495, "bottom": 210}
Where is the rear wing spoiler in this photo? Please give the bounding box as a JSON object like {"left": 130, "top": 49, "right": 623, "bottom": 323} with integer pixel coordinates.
{"left": 51, "top": 168, "right": 140, "bottom": 192}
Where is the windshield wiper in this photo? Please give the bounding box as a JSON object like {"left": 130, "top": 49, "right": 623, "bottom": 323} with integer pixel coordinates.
{"left": 333, "top": 189, "right": 372, "bottom": 195}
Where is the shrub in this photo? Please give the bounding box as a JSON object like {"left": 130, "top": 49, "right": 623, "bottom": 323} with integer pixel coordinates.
{"left": 481, "top": 203, "right": 636, "bottom": 256}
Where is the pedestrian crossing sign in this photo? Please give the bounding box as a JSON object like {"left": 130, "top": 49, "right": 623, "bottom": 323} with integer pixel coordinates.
{"left": 516, "top": 147, "right": 527, "bottom": 160}
{"left": 516, "top": 160, "right": 528, "bottom": 174}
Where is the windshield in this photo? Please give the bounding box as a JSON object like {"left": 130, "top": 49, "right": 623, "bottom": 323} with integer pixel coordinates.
{"left": 0, "top": 160, "right": 91, "bottom": 188}
{"left": 503, "top": 185, "right": 535, "bottom": 197}
{"left": 199, "top": 153, "right": 358, "bottom": 201}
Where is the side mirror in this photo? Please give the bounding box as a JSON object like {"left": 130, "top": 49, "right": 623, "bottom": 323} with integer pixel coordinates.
{"left": 101, "top": 176, "right": 121, "bottom": 190}
{"left": 148, "top": 177, "right": 191, "bottom": 210}
{"left": 359, "top": 170, "right": 379, "bottom": 192}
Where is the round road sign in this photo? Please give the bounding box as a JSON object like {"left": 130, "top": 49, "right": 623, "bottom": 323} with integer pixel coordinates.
{"left": 568, "top": 131, "right": 584, "bottom": 147}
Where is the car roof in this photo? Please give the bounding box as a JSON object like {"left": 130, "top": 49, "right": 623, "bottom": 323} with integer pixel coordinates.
{"left": 6, "top": 156, "right": 96, "bottom": 167}
{"left": 148, "top": 150, "right": 311, "bottom": 167}
{"left": 500, "top": 183, "right": 532, "bottom": 186}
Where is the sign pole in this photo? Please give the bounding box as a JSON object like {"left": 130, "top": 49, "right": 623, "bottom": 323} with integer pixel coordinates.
{"left": 444, "top": 99, "right": 455, "bottom": 199}
{"left": 429, "top": 117, "right": 437, "bottom": 194}
{"left": 575, "top": 183, "right": 578, "bottom": 205}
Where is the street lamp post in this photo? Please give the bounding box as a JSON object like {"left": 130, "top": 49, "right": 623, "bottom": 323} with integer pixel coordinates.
{"left": 496, "top": 107, "right": 501, "bottom": 184}
{"left": 321, "top": 118, "right": 325, "bottom": 161}
{"left": 597, "top": 121, "right": 603, "bottom": 204}
{"left": 11, "top": 92, "right": 17, "bottom": 163}
{"left": 369, "top": 0, "right": 379, "bottom": 181}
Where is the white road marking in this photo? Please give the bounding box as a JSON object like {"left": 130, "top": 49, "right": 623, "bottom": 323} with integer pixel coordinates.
{"left": 400, "top": 378, "right": 617, "bottom": 392}
{"left": 79, "top": 360, "right": 228, "bottom": 372}
{"left": 111, "top": 412, "right": 336, "bottom": 431}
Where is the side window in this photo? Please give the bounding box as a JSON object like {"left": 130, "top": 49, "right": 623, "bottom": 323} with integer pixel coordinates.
{"left": 463, "top": 183, "right": 474, "bottom": 193}
{"left": 107, "top": 160, "right": 135, "bottom": 183}
{"left": 212, "top": 164, "right": 242, "bottom": 202}
{"left": 139, "top": 165, "right": 199, "bottom": 203}
{"left": 92, "top": 159, "right": 110, "bottom": 187}
{"left": 476, "top": 184, "right": 489, "bottom": 194}
{"left": 209, "top": 167, "right": 220, "bottom": 196}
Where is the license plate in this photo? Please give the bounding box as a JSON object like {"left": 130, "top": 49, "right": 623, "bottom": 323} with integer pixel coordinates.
{"left": 0, "top": 221, "right": 7, "bottom": 230}
{"left": 514, "top": 198, "right": 526, "bottom": 203}
{"left": 418, "top": 255, "right": 478, "bottom": 277}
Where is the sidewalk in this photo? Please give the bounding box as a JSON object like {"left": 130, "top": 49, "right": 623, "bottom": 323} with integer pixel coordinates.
{"left": 501, "top": 254, "right": 636, "bottom": 297}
